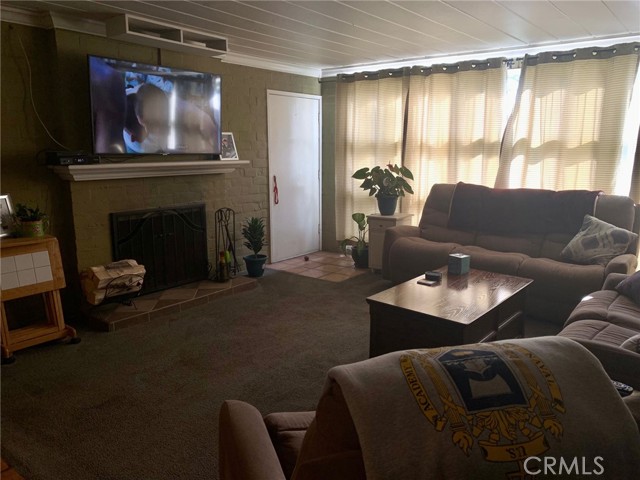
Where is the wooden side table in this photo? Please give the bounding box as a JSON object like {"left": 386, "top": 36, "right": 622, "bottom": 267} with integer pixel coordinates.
{"left": 367, "top": 213, "right": 413, "bottom": 271}
{"left": 0, "top": 236, "right": 79, "bottom": 362}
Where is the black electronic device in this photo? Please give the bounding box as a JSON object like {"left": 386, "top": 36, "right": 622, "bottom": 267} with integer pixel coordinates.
{"left": 88, "top": 55, "right": 222, "bottom": 157}
{"left": 612, "top": 380, "right": 634, "bottom": 397}
{"left": 45, "top": 151, "right": 98, "bottom": 166}
{"left": 424, "top": 271, "right": 443, "bottom": 282}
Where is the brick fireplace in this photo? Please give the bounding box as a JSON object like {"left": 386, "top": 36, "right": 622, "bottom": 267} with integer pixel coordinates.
{"left": 60, "top": 165, "right": 259, "bottom": 330}
{"left": 66, "top": 170, "right": 230, "bottom": 276}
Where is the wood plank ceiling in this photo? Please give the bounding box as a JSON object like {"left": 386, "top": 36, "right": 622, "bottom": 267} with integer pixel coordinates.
{"left": 2, "top": 1, "right": 639, "bottom": 76}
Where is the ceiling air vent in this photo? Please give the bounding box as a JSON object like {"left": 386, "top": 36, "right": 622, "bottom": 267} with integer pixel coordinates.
{"left": 105, "top": 14, "right": 227, "bottom": 57}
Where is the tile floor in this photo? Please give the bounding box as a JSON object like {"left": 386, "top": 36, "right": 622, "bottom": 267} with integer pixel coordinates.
{"left": 85, "top": 251, "right": 364, "bottom": 331}
{"left": 267, "top": 250, "right": 367, "bottom": 282}
{"left": 86, "top": 276, "right": 257, "bottom": 331}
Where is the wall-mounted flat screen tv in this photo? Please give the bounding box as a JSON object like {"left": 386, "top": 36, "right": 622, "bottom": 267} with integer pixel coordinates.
{"left": 88, "top": 55, "right": 221, "bottom": 156}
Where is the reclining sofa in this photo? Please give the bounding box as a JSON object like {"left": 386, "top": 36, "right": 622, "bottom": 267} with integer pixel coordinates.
{"left": 382, "top": 182, "right": 639, "bottom": 326}
{"left": 559, "top": 272, "right": 640, "bottom": 389}
{"left": 219, "top": 337, "right": 640, "bottom": 480}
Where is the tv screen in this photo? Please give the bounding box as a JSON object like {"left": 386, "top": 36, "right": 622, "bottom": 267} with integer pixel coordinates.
{"left": 88, "top": 55, "right": 221, "bottom": 156}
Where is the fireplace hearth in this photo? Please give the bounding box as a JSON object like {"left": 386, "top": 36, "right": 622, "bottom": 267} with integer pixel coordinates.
{"left": 110, "top": 204, "right": 209, "bottom": 294}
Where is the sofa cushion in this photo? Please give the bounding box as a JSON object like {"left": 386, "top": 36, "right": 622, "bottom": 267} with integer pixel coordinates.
{"left": 265, "top": 411, "right": 315, "bottom": 479}
{"left": 616, "top": 270, "right": 640, "bottom": 305}
{"left": 519, "top": 257, "right": 604, "bottom": 304}
{"left": 558, "top": 319, "right": 640, "bottom": 347}
{"left": 450, "top": 245, "right": 527, "bottom": 275}
{"left": 420, "top": 224, "right": 476, "bottom": 245}
{"left": 564, "top": 290, "right": 620, "bottom": 325}
{"left": 388, "top": 237, "right": 458, "bottom": 283}
{"left": 621, "top": 334, "right": 640, "bottom": 354}
{"left": 448, "top": 182, "right": 600, "bottom": 235}
{"left": 594, "top": 193, "right": 639, "bottom": 240}
{"left": 557, "top": 320, "right": 640, "bottom": 388}
{"left": 607, "top": 295, "right": 640, "bottom": 330}
{"left": 539, "top": 233, "right": 576, "bottom": 261}
{"left": 564, "top": 288, "right": 640, "bottom": 331}
{"left": 418, "top": 183, "right": 456, "bottom": 231}
{"left": 474, "top": 232, "right": 544, "bottom": 257}
{"left": 561, "top": 215, "right": 638, "bottom": 266}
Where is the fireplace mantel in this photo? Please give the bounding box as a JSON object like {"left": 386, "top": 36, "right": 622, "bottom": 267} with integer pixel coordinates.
{"left": 50, "top": 160, "right": 250, "bottom": 181}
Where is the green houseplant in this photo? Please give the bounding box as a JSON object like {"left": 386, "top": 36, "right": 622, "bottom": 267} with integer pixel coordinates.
{"left": 340, "top": 213, "right": 369, "bottom": 269}
{"left": 12, "top": 203, "right": 48, "bottom": 237}
{"left": 352, "top": 163, "right": 414, "bottom": 215}
{"left": 241, "top": 216, "right": 268, "bottom": 277}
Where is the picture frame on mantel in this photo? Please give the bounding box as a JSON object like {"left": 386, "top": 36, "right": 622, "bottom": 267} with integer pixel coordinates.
{"left": 221, "top": 132, "right": 238, "bottom": 160}
{"left": 0, "top": 194, "right": 14, "bottom": 237}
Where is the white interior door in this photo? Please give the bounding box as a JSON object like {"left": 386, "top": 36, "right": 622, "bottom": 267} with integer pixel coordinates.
{"left": 267, "top": 90, "right": 321, "bottom": 263}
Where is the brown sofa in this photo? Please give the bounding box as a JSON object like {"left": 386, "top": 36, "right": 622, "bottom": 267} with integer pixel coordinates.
{"left": 558, "top": 272, "right": 640, "bottom": 389}
{"left": 382, "top": 182, "right": 639, "bottom": 326}
{"left": 219, "top": 337, "right": 640, "bottom": 480}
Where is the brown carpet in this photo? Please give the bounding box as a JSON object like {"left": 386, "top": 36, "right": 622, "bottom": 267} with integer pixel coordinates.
{"left": 0, "top": 269, "right": 389, "bottom": 480}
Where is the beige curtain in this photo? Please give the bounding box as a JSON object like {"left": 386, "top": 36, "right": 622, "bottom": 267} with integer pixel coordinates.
{"left": 631, "top": 127, "right": 640, "bottom": 203}
{"left": 335, "top": 69, "right": 408, "bottom": 241}
{"left": 403, "top": 59, "right": 507, "bottom": 219}
{"left": 496, "top": 43, "right": 640, "bottom": 193}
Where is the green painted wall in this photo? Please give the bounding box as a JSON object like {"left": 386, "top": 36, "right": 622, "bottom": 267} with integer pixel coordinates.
{"left": 321, "top": 79, "right": 337, "bottom": 249}
{"left": 1, "top": 22, "right": 325, "bottom": 316}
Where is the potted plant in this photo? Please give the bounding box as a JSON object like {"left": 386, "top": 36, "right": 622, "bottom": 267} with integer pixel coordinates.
{"left": 12, "top": 203, "right": 48, "bottom": 237}
{"left": 241, "top": 216, "right": 268, "bottom": 277}
{"left": 352, "top": 163, "right": 414, "bottom": 215}
{"left": 340, "top": 213, "right": 369, "bottom": 268}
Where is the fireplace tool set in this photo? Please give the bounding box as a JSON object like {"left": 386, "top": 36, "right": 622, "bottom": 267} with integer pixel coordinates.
{"left": 214, "top": 208, "right": 241, "bottom": 281}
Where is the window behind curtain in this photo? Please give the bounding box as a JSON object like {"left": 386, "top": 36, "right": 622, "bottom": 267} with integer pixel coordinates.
{"left": 496, "top": 43, "right": 640, "bottom": 193}
{"left": 335, "top": 70, "right": 407, "bottom": 242}
{"left": 404, "top": 59, "right": 507, "bottom": 220}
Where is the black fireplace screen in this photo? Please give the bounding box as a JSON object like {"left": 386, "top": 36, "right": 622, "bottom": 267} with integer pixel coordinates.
{"left": 110, "top": 204, "right": 208, "bottom": 294}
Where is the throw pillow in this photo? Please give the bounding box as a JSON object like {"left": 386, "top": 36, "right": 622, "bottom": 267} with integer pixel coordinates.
{"left": 616, "top": 271, "right": 640, "bottom": 305}
{"left": 620, "top": 334, "right": 640, "bottom": 354}
{"left": 561, "top": 215, "right": 638, "bottom": 266}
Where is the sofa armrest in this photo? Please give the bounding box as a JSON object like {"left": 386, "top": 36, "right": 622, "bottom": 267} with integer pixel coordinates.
{"left": 219, "top": 400, "right": 287, "bottom": 480}
{"left": 604, "top": 253, "right": 638, "bottom": 277}
{"left": 568, "top": 339, "right": 640, "bottom": 390}
{"left": 382, "top": 225, "right": 420, "bottom": 280}
{"left": 603, "top": 272, "right": 630, "bottom": 290}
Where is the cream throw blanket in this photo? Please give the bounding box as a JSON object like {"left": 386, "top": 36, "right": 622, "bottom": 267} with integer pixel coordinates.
{"left": 326, "top": 337, "right": 640, "bottom": 480}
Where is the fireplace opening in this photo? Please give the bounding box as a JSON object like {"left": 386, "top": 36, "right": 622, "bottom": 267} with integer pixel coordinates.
{"left": 110, "top": 204, "right": 209, "bottom": 294}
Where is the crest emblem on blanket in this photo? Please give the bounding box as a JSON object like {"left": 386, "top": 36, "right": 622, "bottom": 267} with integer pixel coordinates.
{"left": 400, "top": 343, "right": 565, "bottom": 479}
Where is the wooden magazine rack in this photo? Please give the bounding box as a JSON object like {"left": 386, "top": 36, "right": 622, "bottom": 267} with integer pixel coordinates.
{"left": 1, "top": 236, "right": 79, "bottom": 362}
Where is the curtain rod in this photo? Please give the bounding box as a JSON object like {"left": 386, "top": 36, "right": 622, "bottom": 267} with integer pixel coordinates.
{"left": 320, "top": 42, "right": 639, "bottom": 81}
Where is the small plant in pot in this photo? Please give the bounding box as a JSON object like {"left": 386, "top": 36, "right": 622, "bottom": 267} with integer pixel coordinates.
{"left": 241, "top": 216, "right": 268, "bottom": 277}
{"left": 12, "top": 203, "right": 48, "bottom": 237}
{"left": 352, "top": 163, "right": 414, "bottom": 215}
{"left": 339, "top": 213, "right": 369, "bottom": 269}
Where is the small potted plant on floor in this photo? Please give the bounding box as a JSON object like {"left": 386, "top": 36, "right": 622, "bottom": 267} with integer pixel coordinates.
{"left": 12, "top": 203, "right": 48, "bottom": 237}
{"left": 340, "top": 212, "right": 369, "bottom": 268}
{"left": 352, "top": 163, "right": 414, "bottom": 215}
{"left": 242, "top": 216, "right": 268, "bottom": 277}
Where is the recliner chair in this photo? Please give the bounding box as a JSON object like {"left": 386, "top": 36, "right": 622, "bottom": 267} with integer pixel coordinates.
{"left": 220, "top": 337, "right": 640, "bottom": 480}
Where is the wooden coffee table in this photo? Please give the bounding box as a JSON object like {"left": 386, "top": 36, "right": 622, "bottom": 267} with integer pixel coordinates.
{"left": 367, "top": 267, "right": 533, "bottom": 357}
